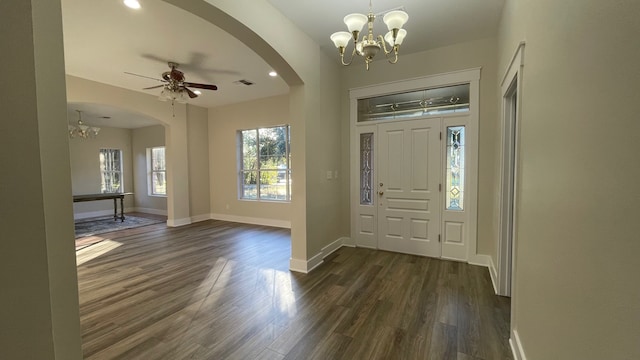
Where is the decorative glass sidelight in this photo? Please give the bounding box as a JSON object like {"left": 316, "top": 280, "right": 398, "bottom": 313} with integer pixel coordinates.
{"left": 360, "top": 133, "right": 374, "bottom": 205}
{"left": 446, "top": 126, "right": 465, "bottom": 211}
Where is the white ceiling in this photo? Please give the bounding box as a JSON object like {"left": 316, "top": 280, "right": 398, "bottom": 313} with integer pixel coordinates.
{"left": 267, "top": 0, "right": 506, "bottom": 57}
{"left": 61, "top": 0, "right": 504, "bottom": 129}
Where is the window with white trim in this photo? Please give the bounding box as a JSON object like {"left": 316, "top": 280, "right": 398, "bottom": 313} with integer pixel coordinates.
{"left": 99, "top": 148, "right": 122, "bottom": 193}
{"left": 238, "top": 125, "right": 291, "bottom": 201}
{"left": 147, "top": 146, "right": 166, "bottom": 196}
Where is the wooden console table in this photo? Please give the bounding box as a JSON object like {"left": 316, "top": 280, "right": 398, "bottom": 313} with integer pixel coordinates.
{"left": 72, "top": 192, "right": 133, "bottom": 222}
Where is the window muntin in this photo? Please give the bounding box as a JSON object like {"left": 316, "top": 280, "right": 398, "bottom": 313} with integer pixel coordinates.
{"left": 238, "top": 125, "right": 291, "bottom": 201}
{"left": 148, "top": 147, "right": 166, "bottom": 196}
{"left": 100, "top": 148, "right": 122, "bottom": 193}
{"left": 357, "top": 84, "right": 470, "bottom": 122}
{"left": 446, "top": 126, "right": 465, "bottom": 211}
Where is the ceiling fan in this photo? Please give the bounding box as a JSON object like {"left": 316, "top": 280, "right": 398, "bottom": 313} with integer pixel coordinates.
{"left": 125, "top": 62, "right": 218, "bottom": 101}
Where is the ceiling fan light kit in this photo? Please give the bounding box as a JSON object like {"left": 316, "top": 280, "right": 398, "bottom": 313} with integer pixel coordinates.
{"left": 330, "top": 1, "right": 408, "bottom": 70}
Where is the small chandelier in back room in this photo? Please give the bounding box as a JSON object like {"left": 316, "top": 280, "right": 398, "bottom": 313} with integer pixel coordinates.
{"left": 330, "top": 0, "right": 408, "bottom": 70}
{"left": 69, "top": 110, "right": 100, "bottom": 139}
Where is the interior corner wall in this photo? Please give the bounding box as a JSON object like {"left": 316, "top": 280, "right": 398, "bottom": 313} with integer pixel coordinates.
{"left": 69, "top": 127, "right": 135, "bottom": 217}
{"left": 208, "top": 94, "right": 291, "bottom": 224}
{"left": 132, "top": 125, "right": 167, "bottom": 214}
{"left": 340, "top": 37, "right": 501, "bottom": 259}
{"left": 497, "top": 0, "right": 640, "bottom": 359}
{"left": 305, "top": 52, "right": 345, "bottom": 254}
{"left": 0, "top": 0, "right": 82, "bottom": 358}
{"left": 186, "top": 104, "right": 210, "bottom": 220}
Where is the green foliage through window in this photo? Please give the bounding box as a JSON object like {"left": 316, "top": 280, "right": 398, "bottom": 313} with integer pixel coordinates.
{"left": 239, "top": 126, "right": 291, "bottom": 201}
{"left": 100, "top": 148, "right": 122, "bottom": 193}
{"left": 149, "top": 147, "right": 166, "bottom": 195}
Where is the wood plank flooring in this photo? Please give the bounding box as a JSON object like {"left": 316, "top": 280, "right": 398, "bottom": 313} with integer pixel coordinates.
{"left": 76, "top": 220, "right": 512, "bottom": 359}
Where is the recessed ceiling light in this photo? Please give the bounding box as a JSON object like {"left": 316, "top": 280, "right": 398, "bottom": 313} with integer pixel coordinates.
{"left": 268, "top": 71, "right": 277, "bottom": 77}
{"left": 123, "top": 0, "right": 141, "bottom": 9}
{"left": 193, "top": 90, "right": 202, "bottom": 95}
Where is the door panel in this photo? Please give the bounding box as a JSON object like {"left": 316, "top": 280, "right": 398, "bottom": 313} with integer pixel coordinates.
{"left": 377, "top": 119, "right": 441, "bottom": 257}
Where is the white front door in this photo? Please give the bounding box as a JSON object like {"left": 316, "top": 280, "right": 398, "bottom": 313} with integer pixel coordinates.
{"left": 377, "top": 119, "right": 441, "bottom": 257}
{"left": 350, "top": 70, "right": 479, "bottom": 262}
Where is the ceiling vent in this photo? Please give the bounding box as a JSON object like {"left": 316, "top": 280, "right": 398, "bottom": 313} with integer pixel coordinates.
{"left": 233, "top": 79, "right": 254, "bottom": 86}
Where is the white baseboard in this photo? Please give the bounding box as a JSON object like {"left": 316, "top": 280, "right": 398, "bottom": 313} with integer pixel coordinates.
{"left": 468, "top": 254, "right": 498, "bottom": 294}
{"left": 289, "top": 237, "right": 351, "bottom": 273}
{"left": 134, "top": 207, "right": 167, "bottom": 216}
{"left": 211, "top": 213, "right": 291, "bottom": 229}
{"left": 342, "top": 237, "right": 356, "bottom": 247}
{"left": 322, "top": 237, "right": 348, "bottom": 258}
{"left": 510, "top": 329, "right": 527, "bottom": 360}
{"left": 289, "top": 254, "right": 322, "bottom": 273}
{"left": 167, "top": 217, "right": 191, "bottom": 227}
{"left": 468, "top": 253, "right": 491, "bottom": 267}
{"left": 190, "top": 213, "right": 211, "bottom": 223}
{"left": 74, "top": 207, "right": 135, "bottom": 220}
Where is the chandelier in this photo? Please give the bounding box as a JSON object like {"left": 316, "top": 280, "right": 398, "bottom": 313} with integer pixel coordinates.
{"left": 69, "top": 110, "right": 100, "bottom": 139}
{"left": 330, "top": 1, "right": 408, "bottom": 70}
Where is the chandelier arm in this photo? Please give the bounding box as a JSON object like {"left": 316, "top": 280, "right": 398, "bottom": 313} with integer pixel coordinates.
{"left": 378, "top": 35, "right": 392, "bottom": 55}
{"left": 339, "top": 46, "right": 358, "bottom": 66}
{"left": 377, "top": 35, "right": 400, "bottom": 64}
{"left": 386, "top": 49, "right": 399, "bottom": 64}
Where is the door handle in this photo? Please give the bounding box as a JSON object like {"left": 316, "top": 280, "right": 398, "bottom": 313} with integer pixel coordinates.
{"left": 378, "top": 191, "right": 384, "bottom": 195}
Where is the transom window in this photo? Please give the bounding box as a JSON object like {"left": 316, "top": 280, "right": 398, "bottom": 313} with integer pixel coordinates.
{"left": 99, "top": 148, "right": 122, "bottom": 193}
{"left": 357, "top": 83, "right": 470, "bottom": 122}
{"left": 238, "top": 125, "right": 291, "bottom": 201}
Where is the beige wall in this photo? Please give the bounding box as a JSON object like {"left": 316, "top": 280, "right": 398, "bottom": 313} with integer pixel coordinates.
{"left": 132, "top": 125, "right": 167, "bottom": 214}
{"left": 0, "top": 0, "right": 82, "bottom": 358}
{"left": 339, "top": 37, "right": 501, "bottom": 258}
{"left": 69, "top": 127, "right": 135, "bottom": 217}
{"left": 209, "top": 95, "right": 291, "bottom": 224}
{"left": 187, "top": 105, "right": 211, "bottom": 219}
{"left": 306, "top": 52, "right": 345, "bottom": 253}
{"left": 498, "top": 1, "right": 640, "bottom": 358}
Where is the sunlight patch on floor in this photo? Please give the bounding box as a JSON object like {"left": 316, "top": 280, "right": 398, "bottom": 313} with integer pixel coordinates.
{"left": 76, "top": 238, "right": 122, "bottom": 266}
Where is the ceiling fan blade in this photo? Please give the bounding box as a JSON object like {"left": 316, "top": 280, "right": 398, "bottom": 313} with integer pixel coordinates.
{"left": 143, "top": 85, "right": 165, "bottom": 90}
{"left": 183, "top": 82, "right": 217, "bottom": 91}
{"left": 183, "top": 87, "right": 198, "bottom": 99}
{"left": 124, "top": 72, "right": 164, "bottom": 82}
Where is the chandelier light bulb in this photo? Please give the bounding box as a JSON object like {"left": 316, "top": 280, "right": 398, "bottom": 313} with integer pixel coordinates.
{"left": 344, "top": 13, "right": 368, "bottom": 33}
{"left": 383, "top": 10, "right": 409, "bottom": 31}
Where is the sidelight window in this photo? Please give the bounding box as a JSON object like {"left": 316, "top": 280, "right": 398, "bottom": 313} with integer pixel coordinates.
{"left": 445, "top": 126, "right": 465, "bottom": 211}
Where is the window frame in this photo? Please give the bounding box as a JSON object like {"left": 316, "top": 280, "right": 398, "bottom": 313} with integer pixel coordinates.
{"left": 99, "top": 148, "right": 123, "bottom": 193}
{"left": 237, "top": 125, "right": 291, "bottom": 202}
{"left": 147, "top": 146, "right": 167, "bottom": 197}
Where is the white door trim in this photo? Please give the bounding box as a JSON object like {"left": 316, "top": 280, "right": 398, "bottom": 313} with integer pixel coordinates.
{"left": 350, "top": 68, "right": 480, "bottom": 262}
{"left": 498, "top": 42, "right": 525, "bottom": 297}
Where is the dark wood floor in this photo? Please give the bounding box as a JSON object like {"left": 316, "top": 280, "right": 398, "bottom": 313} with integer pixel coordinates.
{"left": 76, "top": 220, "right": 512, "bottom": 360}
